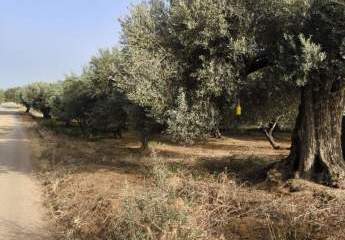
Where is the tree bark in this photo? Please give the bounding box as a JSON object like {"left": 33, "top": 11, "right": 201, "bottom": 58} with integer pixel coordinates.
{"left": 282, "top": 84, "right": 345, "bottom": 187}
{"left": 141, "top": 134, "right": 149, "bottom": 150}
{"left": 262, "top": 117, "right": 281, "bottom": 150}
{"left": 19, "top": 96, "right": 31, "bottom": 113}
{"left": 211, "top": 128, "right": 222, "bottom": 139}
{"left": 25, "top": 105, "right": 31, "bottom": 113}
{"left": 263, "top": 129, "right": 280, "bottom": 150}
{"left": 42, "top": 108, "right": 52, "bottom": 119}
{"left": 341, "top": 116, "right": 345, "bottom": 160}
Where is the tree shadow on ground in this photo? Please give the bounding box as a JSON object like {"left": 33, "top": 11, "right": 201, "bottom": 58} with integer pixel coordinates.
{"left": 194, "top": 155, "right": 279, "bottom": 184}
{"left": 38, "top": 134, "right": 288, "bottom": 186}
{"left": 32, "top": 118, "right": 291, "bottom": 187}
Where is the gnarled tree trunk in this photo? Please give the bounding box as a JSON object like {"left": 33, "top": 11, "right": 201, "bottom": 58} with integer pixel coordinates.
{"left": 282, "top": 83, "right": 345, "bottom": 187}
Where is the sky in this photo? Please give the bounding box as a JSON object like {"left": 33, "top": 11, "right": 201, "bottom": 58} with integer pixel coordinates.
{"left": 0, "top": 0, "right": 141, "bottom": 89}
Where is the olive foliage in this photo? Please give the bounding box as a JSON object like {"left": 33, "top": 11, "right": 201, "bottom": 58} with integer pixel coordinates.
{"left": 119, "top": 0, "right": 303, "bottom": 142}
{"left": 0, "top": 89, "right": 4, "bottom": 104}
{"left": 7, "top": 0, "right": 342, "bottom": 148}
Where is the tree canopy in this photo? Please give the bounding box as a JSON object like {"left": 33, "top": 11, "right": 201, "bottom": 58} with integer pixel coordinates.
{"left": 0, "top": 89, "right": 4, "bottom": 104}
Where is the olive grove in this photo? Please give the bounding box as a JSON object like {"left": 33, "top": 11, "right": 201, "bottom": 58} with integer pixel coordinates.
{"left": 4, "top": 0, "right": 345, "bottom": 186}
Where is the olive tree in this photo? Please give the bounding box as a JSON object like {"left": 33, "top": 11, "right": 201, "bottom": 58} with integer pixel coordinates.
{"left": 17, "top": 85, "right": 36, "bottom": 113}
{"left": 52, "top": 50, "right": 130, "bottom": 137}
{"left": 121, "top": 0, "right": 245, "bottom": 143}
{"left": 4, "top": 87, "right": 21, "bottom": 103}
{"left": 239, "top": 72, "right": 300, "bottom": 149}
{"left": 84, "top": 49, "right": 130, "bottom": 137}
{"left": 278, "top": 0, "right": 345, "bottom": 186}
{"left": 23, "top": 82, "right": 62, "bottom": 119}
{"left": 0, "top": 89, "right": 5, "bottom": 104}
{"left": 121, "top": 0, "right": 345, "bottom": 186}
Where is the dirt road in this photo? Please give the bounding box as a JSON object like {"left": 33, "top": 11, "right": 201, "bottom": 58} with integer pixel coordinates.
{"left": 0, "top": 106, "right": 51, "bottom": 240}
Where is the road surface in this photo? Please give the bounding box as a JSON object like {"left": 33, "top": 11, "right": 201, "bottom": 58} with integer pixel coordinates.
{"left": 0, "top": 106, "right": 51, "bottom": 240}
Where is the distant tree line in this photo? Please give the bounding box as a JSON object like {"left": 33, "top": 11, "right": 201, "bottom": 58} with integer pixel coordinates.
{"left": 0, "top": 89, "right": 4, "bottom": 104}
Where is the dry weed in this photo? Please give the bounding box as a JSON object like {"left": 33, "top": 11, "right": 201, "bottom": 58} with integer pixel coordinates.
{"left": 27, "top": 121, "right": 345, "bottom": 240}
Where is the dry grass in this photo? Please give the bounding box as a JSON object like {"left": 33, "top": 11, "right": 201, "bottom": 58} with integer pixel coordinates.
{"left": 152, "top": 133, "right": 290, "bottom": 161}
{"left": 22, "top": 114, "right": 345, "bottom": 240}
{"left": 110, "top": 158, "right": 345, "bottom": 240}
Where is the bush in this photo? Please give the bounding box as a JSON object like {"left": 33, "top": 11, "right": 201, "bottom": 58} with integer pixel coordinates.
{"left": 109, "top": 189, "right": 202, "bottom": 240}
{"left": 108, "top": 157, "right": 204, "bottom": 240}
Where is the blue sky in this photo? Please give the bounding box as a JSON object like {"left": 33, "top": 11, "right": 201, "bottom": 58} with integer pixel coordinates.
{"left": 0, "top": 0, "right": 141, "bottom": 89}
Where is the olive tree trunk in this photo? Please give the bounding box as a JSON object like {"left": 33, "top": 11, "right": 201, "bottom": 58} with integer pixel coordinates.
{"left": 283, "top": 84, "right": 345, "bottom": 187}
{"left": 25, "top": 105, "right": 31, "bottom": 113}
{"left": 41, "top": 108, "right": 52, "bottom": 119}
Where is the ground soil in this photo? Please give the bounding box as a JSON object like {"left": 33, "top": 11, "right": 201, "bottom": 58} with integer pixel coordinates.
{"left": 16, "top": 106, "right": 345, "bottom": 239}
{"left": 24, "top": 108, "right": 292, "bottom": 239}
